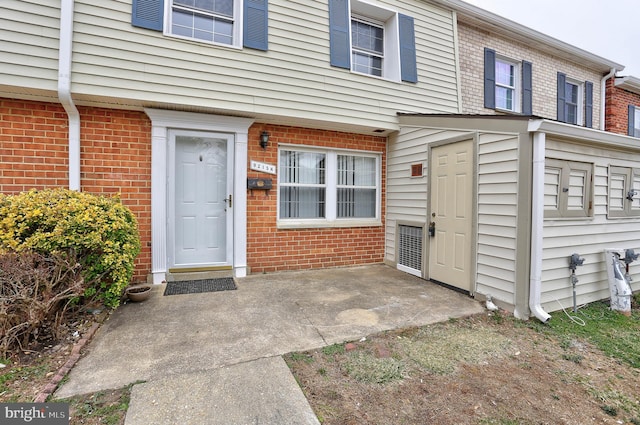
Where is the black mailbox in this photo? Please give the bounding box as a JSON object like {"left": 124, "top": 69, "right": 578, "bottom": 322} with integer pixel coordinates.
{"left": 247, "top": 178, "right": 272, "bottom": 190}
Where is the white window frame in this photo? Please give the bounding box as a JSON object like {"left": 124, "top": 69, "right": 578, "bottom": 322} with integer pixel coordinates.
{"left": 277, "top": 145, "right": 382, "bottom": 229}
{"left": 349, "top": 0, "right": 400, "bottom": 82}
{"left": 608, "top": 166, "right": 640, "bottom": 218}
{"left": 165, "top": 0, "right": 243, "bottom": 48}
{"left": 564, "top": 78, "right": 584, "bottom": 126}
{"left": 634, "top": 109, "right": 640, "bottom": 138}
{"left": 544, "top": 158, "right": 593, "bottom": 219}
{"left": 494, "top": 56, "right": 520, "bottom": 113}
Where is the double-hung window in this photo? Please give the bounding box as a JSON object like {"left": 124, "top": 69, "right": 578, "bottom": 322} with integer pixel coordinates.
{"left": 351, "top": 17, "right": 384, "bottom": 77}
{"left": 483, "top": 48, "right": 532, "bottom": 114}
{"left": 627, "top": 105, "right": 640, "bottom": 137}
{"left": 278, "top": 148, "right": 381, "bottom": 226}
{"left": 170, "top": 0, "right": 236, "bottom": 45}
{"left": 557, "top": 72, "right": 593, "bottom": 127}
{"left": 131, "top": 0, "right": 268, "bottom": 51}
{"left": 328, "top": 0, "right": 417, "bottom": 83}
{"left": 609, "top": 166, "right": 640, "bottom": 218}
{"left": 495, "top": 58, "right": 519, "bottom": 112}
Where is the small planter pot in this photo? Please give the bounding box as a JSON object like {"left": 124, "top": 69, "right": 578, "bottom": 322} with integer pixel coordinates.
{"left": 125, "top": 284, "right": 153, "bottom": 302}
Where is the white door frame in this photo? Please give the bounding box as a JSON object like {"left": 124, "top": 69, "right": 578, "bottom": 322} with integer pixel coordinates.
{"left": 145, "top": 109, "right": 254, "bottom": 284}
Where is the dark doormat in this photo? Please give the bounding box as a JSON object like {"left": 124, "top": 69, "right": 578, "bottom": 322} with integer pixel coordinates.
{"left": 164, "top": 278, "right": 237, "bottom": 296}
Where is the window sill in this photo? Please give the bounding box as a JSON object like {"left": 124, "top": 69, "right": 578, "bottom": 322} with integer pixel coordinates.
{"left": 277, "top": 219, "right": 382, "bottom": 230}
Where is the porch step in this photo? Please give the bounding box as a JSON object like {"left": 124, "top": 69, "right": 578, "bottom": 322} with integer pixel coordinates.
{"left": 165, "top": 270, "right": 234, "bottom": 282}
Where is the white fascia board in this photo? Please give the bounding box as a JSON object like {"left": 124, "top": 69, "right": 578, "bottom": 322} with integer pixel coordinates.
{"left": 431, "top": 0, "right": 625, "bottom": 73}
{"left": 527, "top": 119, "right": 640, "bottom": 151}
{"left": 614, "top": 76, "right": 640, "bottom": 94}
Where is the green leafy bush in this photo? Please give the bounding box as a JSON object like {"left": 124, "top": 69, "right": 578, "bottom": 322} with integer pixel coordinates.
{"left": 0, "top": 189, "right": 140, "bottom": 308}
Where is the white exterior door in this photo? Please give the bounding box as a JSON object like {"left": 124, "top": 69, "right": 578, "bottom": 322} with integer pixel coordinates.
{"left": 169, "top": 130, "right": 233, "bottom": 268}
{"left": 428, "top": 140, "right": 474, "bottom": 292}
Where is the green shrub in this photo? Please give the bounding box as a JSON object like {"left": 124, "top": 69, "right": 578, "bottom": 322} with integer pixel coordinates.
{"left": 0, "top": 189, "right": 140, "bottom": 308}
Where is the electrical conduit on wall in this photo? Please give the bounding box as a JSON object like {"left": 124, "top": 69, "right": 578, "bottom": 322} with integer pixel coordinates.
{"left": 58, "top": 0, "right": 80, "bottom": 191}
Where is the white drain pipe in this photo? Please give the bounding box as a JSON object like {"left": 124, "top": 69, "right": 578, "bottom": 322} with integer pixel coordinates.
{"left": 529, "top": 130, "right": 551, "bottom": 323}
{"left": 58, "top": 0, "right": 80, "bottom": 191}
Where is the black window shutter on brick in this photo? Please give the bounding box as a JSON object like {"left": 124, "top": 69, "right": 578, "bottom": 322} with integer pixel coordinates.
{"left": 522, "top": 60, "right": 532, "bottom": 115}
{"left": 557, "top": 72, "right": 566, "bottom": 122}
{"left": 584, "top": 81, "right": 593, "bottom": 128}
{"left": 484, "top": 48, "right": 496, "bottom": 109}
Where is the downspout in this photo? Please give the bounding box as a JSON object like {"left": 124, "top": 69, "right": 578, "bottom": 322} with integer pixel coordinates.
{"left": 600, "top": 68, "right": 617, "bottom": 131}
{"left": 529, "top": 130, "right": 551, "bottom": 323}
{"left": 58, "top": 0, "right": 80, "bottom": 191}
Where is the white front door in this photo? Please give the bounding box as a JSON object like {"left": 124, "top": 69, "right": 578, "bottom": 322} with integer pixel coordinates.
{"left": 428, "top": 140, "right": 474, "bottom": 292}
{"left": 169, "top": 130, "right": 234, "bottom": 269}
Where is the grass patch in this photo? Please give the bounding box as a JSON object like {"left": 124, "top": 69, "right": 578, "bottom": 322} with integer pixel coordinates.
{"left": 401, "top": 324, "right": 512, "bottom": 375}
{"left": 344, "top": 352, "right": 406, "bottom": 384}
{"left": 322, "top": 343, "right": 345, "bottom": 356}
{"left": 547, "top": 302, "right": 640, "bottom": 368}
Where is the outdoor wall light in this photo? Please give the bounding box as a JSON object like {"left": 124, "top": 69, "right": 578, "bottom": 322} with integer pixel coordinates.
{"left": 260, "top": 131, "right": 270, "bottom": 149}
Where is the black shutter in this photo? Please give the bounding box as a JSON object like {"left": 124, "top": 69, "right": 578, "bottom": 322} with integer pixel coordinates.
{"left": 132, "top": 0, "right": 164, "bottom": 31}
{"left": 522, "top": 60, "right": 532, "bottom": 115}
{"left": 244, "top": 0, "right": 269, "bottom": 50}
{"left": 399, "top": 14, "right": 417, "bottom": 83}
{"left": 484, "top": 48, "right": 496, "bottom": 109}
{"left": 557, "top": 72, "right": 566, "bottom": 122}
{"left": 629, "top": 105, "right": 636, "bottom": 136}
{"left": 584, "top": 81, "right": 593, "bottom": 128}
{"left": 329, "top": 0, "right": 350, "bottom": 69}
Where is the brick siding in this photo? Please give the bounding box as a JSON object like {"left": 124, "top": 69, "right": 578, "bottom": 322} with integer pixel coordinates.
{"left": 605, "top": 77, "right": 640, "bottom": 136}
{"left": 458, "top": 22, "right": 603, "bottom": 128}
{"left": 0, "top": 98, "right": 152, "bottom": 283}
{"left": 246, "top": 125, "right": 387, "bottom": 273}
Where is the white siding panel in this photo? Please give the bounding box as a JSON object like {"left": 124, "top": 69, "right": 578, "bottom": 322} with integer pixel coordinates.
{"left": 0, "top": 0, "right": 60, "bottom": 93}
{"left": 541, "top": 138, "right": 640, "bottom": 312}
{"left": 476, "top": 132, "right": 520, "bottom": 305}
{"left": 68, "top": 0, "right": 459, "bottom": 130}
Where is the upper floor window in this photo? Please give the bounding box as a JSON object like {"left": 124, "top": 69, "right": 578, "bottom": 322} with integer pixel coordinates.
{"left": 483, "top": 48, "right": 532, "bottom": 114}
{"left": 627, "top": 105, "right": 640, "bottom": 137}
{"left": 329, "top": 0, "right": 417, "bottom": 83}
{"left": 351, "top": 17, "right": 384, "bottom": 77}
{"left": 278, "top": 147, "right": 381, "bottom": 227}
{"left": 131, "top": 0, "right": 268, "bottom": 51}
{"left": 170, "top": 0, "right": 236, "bottom": 45}
{"left": 557, "top": 72, "right": 593, "bottom": 127}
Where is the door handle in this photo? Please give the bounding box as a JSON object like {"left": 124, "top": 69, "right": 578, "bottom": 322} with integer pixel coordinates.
{"left": 428, "top": 221, "right": 435, "bottom": 237}
{"left": 224, "top": 194, "right": 232, "bottom": 208}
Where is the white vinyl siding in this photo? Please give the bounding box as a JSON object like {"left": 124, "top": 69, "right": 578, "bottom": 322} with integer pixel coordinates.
{"left": 386, "top": 127, "right": 469, "bottom": 263}
{"left": 61, "top": 0, "right": 459, "bottom": 131}
{"left": 0, "top": 0, "right": 60, "bottom": 94}
{"left": 540, "top": 139, "right": 640, "bottom": 313}
{"left": 475, "top": 132, "right": 519, "bottom": 302}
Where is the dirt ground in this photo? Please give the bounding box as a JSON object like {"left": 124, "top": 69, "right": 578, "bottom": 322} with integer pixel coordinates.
{"left": 286, "top": 311, "right": 640, "bottom": 425}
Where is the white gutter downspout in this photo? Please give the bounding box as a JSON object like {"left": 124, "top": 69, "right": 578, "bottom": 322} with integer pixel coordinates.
{"left": 529, "top": 130, "right": 551, "bottom": 323}
{"left": 58, "top": 0, "right": 80, "bottom": 191}
{"left": 600, "top": 68, "right": 617, "bottom": 131}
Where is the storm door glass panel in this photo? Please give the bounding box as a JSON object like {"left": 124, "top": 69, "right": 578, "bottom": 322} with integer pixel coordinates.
{"left": 351, "top": 18, "right": 384, "bottom": 77}
{"left": 565, "top": 82, "right": 579, "bottom": 124}
{"left": 495, "top": 60, "right": 515, "bottom": 111}
{"left": 279, "top": 150, "right": 326, "bottom": 219}
{"left": 172, "top": 0, "right": 234, "bottom": 44}
{"left": 337, "top": 155, "right": 376, "bottom": 218}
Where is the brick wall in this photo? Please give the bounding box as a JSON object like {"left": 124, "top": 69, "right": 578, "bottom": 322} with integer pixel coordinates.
{"left": 0, "top": 98, "right": 152, "bottom": 283}
{"left": 458, "top": 22, "right": 603, "bottom": 128}
{"left": 246, "top": 124, "right": 387, "bottom": 273}
{"left": 605, "top": 77, "right": 640, "bottom": 135}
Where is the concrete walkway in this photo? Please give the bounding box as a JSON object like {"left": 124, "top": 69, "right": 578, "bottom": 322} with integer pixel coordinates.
{"left": 55, "top": 265, "right": 484, "bottom": 424}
